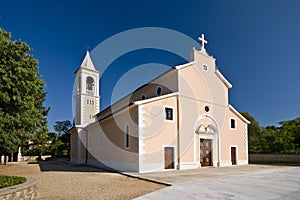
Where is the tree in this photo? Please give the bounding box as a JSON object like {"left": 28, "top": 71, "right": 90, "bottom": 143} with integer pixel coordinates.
{"left": 0, "top": 27, "right": 48, "bottom": 163}
{"left": 30, "top": 132, "right": 50, "bottom": 160}
{"left": 241, "top": 112, "right": 261, "bottom": 153}
{"left": 260, "top": 126, "right": 279, "bottom": 153}
{"left": 29, "top": 88, "right": 50, "bottom": 159}
{"left": 52, "top": 120, "right": 72, "bottom": 157}
{"left": 278, "top": 117, "right": 300, "bottom": 153}
{"left": 49, "top": 136, "right": 65, "bottom": 158}
{"left": 242, "top": 111, "right": 300, "bottom": 154}
{"left": 54, "top": 120, "right": 72, "bottom": 135}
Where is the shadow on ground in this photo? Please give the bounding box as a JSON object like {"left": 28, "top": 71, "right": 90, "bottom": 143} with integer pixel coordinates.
{"left": 27, "top": 161, "right": 114, "bottom": 173}
{"left": 27, "top": 161, "right": 171, "bottom": 186}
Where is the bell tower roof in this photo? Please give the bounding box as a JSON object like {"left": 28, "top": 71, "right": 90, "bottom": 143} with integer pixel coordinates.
{"left": 75, "top": 51, "right": 97, "bottom": 73}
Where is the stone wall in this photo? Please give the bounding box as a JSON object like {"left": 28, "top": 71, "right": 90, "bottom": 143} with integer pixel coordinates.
{"left": 249, "top": 154, "right": 300, "bottom": 164}
{"left": 21, "top": 155, "right": 51, "bottom": 162}
{"left": 0, "top": 178, "right": 37, "bottom": 200}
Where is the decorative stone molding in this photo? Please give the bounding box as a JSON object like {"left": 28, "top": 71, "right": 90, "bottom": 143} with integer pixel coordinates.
{"left": 0, "top": 178, "right": 37, "bottom": 200}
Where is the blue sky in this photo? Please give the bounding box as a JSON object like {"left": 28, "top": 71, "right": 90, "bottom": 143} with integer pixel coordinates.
{"left": 1, "top": 0, "right": 300, "bottom": 132}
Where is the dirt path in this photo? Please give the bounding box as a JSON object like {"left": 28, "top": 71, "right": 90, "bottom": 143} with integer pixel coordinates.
{"left": 0, "top": 161, "right": 165, "bottom": 200}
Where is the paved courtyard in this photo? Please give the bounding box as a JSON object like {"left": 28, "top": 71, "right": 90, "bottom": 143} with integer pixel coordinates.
{"left": 133, "top": 165, "right": 300, "bottom": 199}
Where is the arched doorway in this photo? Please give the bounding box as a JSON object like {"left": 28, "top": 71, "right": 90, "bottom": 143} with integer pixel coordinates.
{"left": 194, "top": 114, "right": 220, "bottom": 167}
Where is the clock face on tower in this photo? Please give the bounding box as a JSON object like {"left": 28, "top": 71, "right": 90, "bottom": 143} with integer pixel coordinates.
{"left": 86, "top": 76, "right": 94, "bottom": 94}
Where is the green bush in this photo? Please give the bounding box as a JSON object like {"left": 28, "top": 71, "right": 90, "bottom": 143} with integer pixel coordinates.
{"left": 0, "top": 175, "right": 26, "bottom": 189}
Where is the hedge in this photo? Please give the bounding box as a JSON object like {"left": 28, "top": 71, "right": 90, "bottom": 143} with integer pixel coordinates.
{"left": 0, "top": 175, "right": 26, "bottom": 189}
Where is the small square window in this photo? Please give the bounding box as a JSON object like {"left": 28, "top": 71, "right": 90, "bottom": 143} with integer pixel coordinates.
{"left": 230, "top": 118, "right": 236, "bottom": 129}
{"left": 165, "top": 107, "right": 173, "bottom": 121}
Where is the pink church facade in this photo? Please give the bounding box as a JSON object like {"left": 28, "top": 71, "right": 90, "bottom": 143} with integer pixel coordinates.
{"left": 70, "top": 38, "right": 250, "bottom": 173}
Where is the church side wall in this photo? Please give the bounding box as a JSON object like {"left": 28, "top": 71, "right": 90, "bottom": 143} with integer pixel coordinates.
{"left": 86, "top": 106, "right": 139, "bottom": 172}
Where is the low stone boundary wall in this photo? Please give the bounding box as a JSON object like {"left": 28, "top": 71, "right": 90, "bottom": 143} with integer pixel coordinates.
{"left": 22, "top": 155, "right": 51, "bottom": 161}
{"left": 0, "top": 178, "right": 37, "bottom": 200}
{"left": 249, "top": 154, "right": 300, "bottom": 164}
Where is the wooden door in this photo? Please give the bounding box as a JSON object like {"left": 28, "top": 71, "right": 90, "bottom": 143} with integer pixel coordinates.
{"left": 200, "top": 139, "right": 212, "bottom": 166}
{"left": 164, "top": 147, "right": 174, "bottom": 169}
{"left": 231, "top": 147, "right": 237, "bottom": 165}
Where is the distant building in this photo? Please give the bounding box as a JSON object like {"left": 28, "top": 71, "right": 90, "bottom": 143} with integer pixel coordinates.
{"left": 70, "top": 35, "right": 250, "bottom": 172}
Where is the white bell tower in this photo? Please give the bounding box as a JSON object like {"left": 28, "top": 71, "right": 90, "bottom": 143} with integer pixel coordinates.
{"left": 74, "top": 51, "right": 100, "bottom": 125}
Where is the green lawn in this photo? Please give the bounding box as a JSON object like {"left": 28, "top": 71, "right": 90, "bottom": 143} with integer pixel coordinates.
{"left": 0, "top": 175, "right": 26, "bottom": 189}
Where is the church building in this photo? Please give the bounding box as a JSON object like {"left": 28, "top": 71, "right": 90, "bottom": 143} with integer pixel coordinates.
{"left": 70, "top": 34, "right": 250, "bottom": 173}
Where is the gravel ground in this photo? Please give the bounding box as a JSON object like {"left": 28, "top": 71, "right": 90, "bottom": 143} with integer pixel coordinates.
{"left": 0, "top": 161, "right": 165, "bottom": 200}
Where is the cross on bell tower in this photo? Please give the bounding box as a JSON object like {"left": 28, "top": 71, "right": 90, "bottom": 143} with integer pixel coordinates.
{"left": 85, "top": 45, "right": 90, "bottom": 51}
{"left": 198, "top": 34, "right": 207, "bottom": 51}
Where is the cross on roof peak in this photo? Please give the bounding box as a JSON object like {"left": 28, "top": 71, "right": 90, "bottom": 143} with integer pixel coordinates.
{"left": 198, "top": 34, "right": 207, "bottom": 51}
{"left": 85, "top": 45, "right": 90, "bottom": 52}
